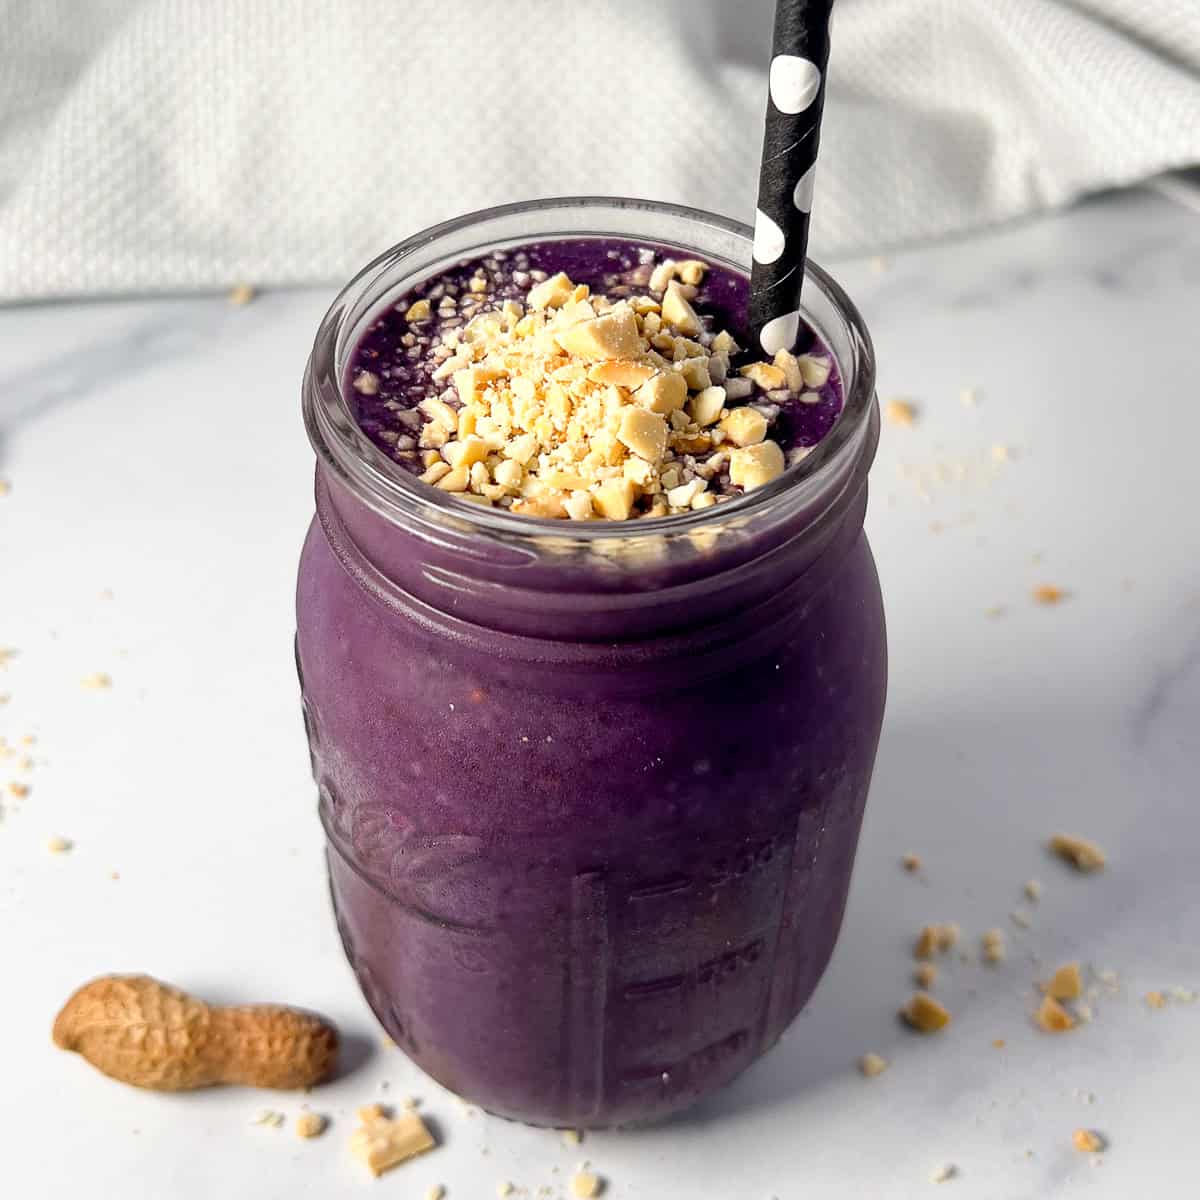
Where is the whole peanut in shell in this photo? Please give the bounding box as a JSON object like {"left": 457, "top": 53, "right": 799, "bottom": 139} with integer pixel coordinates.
{"left": 52, "top": 974, "right": 339, "bottom": 1091}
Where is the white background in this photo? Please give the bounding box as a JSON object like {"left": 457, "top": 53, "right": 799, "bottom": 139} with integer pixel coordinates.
{"left": 1, "top": 189, "right": 1198, "bottom": 1196}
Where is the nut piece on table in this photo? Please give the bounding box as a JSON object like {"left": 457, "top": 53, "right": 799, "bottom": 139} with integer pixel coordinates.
{"left": 296, "top": 1112, "right": 327, "bottom": 1139}
{"left": 901, "top": 992, "right": 951, "bottom": 1033}
{"left": 859, "top": 1052, "right": 889, "bottom": 1077}
{"left": 350, "top": 1108, "right": 436, "bottom": 1178}
{"left": 571, "top": 1170, "right": 604, "bottom": 1198}
{"left": 729, "top": 441, "right": 785, "bottom": 490}
{"left": 1072, "top": 1128, "right": 1106, "bottom": 1153}
{"left": 661, "top": 281, "right": 702, "bottom": 336}
{"left": 555, "top": 307, "right": 642, "bottom": 361}
{"left": 52, "top": 975, "right": 338, "bottom": 1090}
{"left": 982, "top": 928, "right": 1006, "bottom": 964}
{"left": 1034, "top": 994, "right": 1076, "bottom": 1033}
{"left": 1049, "top": 834, "right": 1106, "bottom": 872}
{"left": 914, "top": 962, "right": 938, "bottom": 989}
{"left": 1046, "top": 962, "right": 1083, "bottom": 1001}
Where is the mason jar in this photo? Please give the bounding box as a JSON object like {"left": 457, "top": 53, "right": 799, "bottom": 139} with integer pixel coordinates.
{"left": 297, "top": 197, "right": 886, "bottom": 1127}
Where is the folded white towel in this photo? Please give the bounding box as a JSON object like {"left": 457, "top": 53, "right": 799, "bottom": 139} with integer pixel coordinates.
{"left": 0, "top": 0, "right": 1196, "bottom": 299}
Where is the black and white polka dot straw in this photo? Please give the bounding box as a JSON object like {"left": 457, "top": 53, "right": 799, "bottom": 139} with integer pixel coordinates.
{"left": 749, "top": 0, "right": 834, "bottom": 356}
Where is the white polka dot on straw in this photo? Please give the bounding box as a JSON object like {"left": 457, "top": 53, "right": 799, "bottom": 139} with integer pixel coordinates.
{"left": 793, "top": 164, "right": 817, "bottom": 213}
{"left": 759, "top": 309, "right": 802, "bottom": 355}
{"left": 753, "top": 209, "right": 786, "bottom": 265}
{"left": 769, "top": 55, "right": 822, "bottom": 115}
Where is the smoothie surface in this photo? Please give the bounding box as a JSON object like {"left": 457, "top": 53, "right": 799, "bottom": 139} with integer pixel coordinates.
{"left": 348, "top": 238, "right": 844, "bottom": 519}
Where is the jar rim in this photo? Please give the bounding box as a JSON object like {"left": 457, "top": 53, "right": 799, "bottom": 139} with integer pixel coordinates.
{"left": 303, "top": 196, "right": 877, "bottom": 550}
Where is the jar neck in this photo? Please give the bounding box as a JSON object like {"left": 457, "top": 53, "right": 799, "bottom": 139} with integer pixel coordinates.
{"left": 314, "top": 402, "right": 877, "bottom": 644}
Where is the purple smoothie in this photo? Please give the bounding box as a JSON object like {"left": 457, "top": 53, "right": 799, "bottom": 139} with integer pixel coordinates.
{"left": 297, "top": 215, "right": 885, "bottom": 1126}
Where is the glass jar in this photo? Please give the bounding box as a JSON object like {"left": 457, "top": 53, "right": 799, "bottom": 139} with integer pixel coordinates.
{"left": 297, "top": 198, "right": 885, "bottom": 1127}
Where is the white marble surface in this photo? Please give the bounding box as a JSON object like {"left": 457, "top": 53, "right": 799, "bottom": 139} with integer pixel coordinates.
{"left": 1, "top": 189, "right": 1198, "bottom": 1198}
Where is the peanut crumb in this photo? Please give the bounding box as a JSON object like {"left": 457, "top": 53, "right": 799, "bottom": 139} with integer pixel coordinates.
{"left": 992, "top": 1039, "right": 1006, "bottom": 1049}
{"left": 901, "top": 992, "right": 951, "bottom": 1033}
{"left": 1034, "top": 994, "right": 1076, "bottom": 1033}
{"left": 915, "top": 923, "right": 959, "bottom": 959}
{"left": 982, "top": 929, "right": 1006, "bottom": 964}
{"left": 80, "top": 673, "right": 112, "bottom": 690}
{"left": 901, "top": 854, "right": 922, "bottom": 873}
{"left": 561, "top": 1129, "right": 582, "bottom": 1147}
{"left": 296, "top": 1112, "right": 327, "bottom": 1139}
{"left": 914, "top": 962, "right": 938, "bottom": 989}
{"left": 227, "top": 284, "right": 256, "bottom": 306}
{"left": 1049, "top": 834, "right": 1106, "bottom": 872}
{"left": 349, "top": 1109, "right": 436, "bottom": 1177}
{"left": 1032, "top": 584, "right": 1067, "bottom": 605}
{"left": 1046, "top": 963, "right": 1083, "bottom": 1001}
{"left": 46, "top": 835, "right": 73, "bottom": 854}
{"left": 885, "top": 398, "right": 918, "bottom": 427}
{"left": 9, "top": 781, "right": 30, "bottom": 799}
{"left": 251, "top": 1109, "right": 285, "bottom": 1128}
{"left": 1072, "top": 1129, "right": 1105, "bottom": 1154}
{"left": 497, "top": 1183, "right": 514, "bottom": 1197}
{"left": 571, "top": 1171, "right": 603, "bottom": 1198}
{"left": 859, "top": 1052, "right": 889, "bottom": 1077}
{"left": 930, "top": 1164, "right": 957, "bottom": 1183}
{"left": 426, "top": 1187, "right": 446, "bottom": 1200}
{"left": 1010, "top": 909, "right": 1032, "bottom": 929}
{"left": 1024, "top": 879, "right": 1042, "bottom": 902}
{"left": 1145, "top": 990, "right": 1167, "bottom": 1010}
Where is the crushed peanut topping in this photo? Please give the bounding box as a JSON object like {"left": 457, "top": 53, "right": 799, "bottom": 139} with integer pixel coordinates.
{"left": 901, "top": 992, "right": 951, "bottom": 1033}
{"left": 352, "top": 246, "right": 844, "bottom": 521}
{"left": 901, "top": 853, "right": 922, "bottom": 873}
{"left": 1049, "top": 834, "right": 1106, "bottom": 872}
{"left": 1145, "top": 990, "right": 1167, "bottom": 1009}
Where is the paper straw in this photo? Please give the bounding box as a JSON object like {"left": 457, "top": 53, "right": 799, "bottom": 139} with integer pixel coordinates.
{"left": 749, "top": 0, "right": 834, "bottom": 356}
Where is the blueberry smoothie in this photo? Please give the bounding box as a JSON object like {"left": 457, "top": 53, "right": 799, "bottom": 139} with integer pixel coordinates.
{"left": 297, "top": 202, "right": 886, "bottom": 1126}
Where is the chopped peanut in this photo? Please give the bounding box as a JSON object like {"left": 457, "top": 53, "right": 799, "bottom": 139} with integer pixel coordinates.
{"left": 660, "top": 281, "right": 702, "bottom": 336}
{"left": 901, "top": 992, "right": 951, "bottom": 1033}
{"left": 797, "top": 354, "right": 831, "bottom": 388}
{"left": 1034, "top": 994, "right": 1076, "bottom": 1033}
{"left": 885, "top": 399, "right": 917, "bottom": 427}
{"left": 571, "top": 1171, "right": 603, "bottom": 1198}
{"left": 617, "top": 407, "right": 668, "bottom": 462}
{"left": 296, "top": 1112, "right": 327, "bottom": 1139}
{"left": 349, "top": 1110, "right": 435, "bottom": 1177}
{"left": 556, "top": 307, "right": 642, "bottom": 361}
{"left": 1073, "top": 1129, "right": 1105, "bottom": 1153}
{"left": 719, "top": 406, "right": 768, "bottom": 448}
{"left": 1049, "top": 834, "right": 1106, "bottom": 872}
{"left": 859, "top": 1052, "right": 889, "bottom": 1077}
{"left": 729, "top": 441, "right": 785, "bottom": 490}
{"left": 740, "top": 362, "right": 787, "bottom": 391}
{"left": 636, "top": 372, "right": 688, "bottom": 415}
{"left": 1046, "top": 962, "right": 1082, "bottom": 1001}
{"left": 914, "top": 962, "right": 938, "bottom": 989}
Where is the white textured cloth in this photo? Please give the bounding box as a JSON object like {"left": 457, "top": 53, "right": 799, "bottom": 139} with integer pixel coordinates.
{"left": 0, "top": 0, "right": 1197, "bottom": 300}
